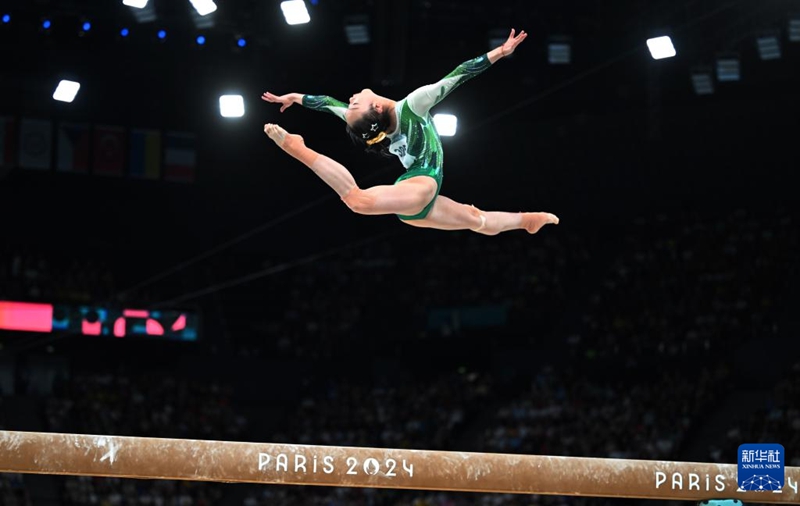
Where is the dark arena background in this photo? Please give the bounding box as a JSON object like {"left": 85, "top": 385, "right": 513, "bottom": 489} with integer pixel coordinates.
{"left": 1, "top": 0, "right": 799, "bottom": 505}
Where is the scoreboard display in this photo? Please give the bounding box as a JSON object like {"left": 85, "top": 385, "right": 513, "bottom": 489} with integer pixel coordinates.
{"left": 0, "top": 301, "right": 198, "bottom": 341}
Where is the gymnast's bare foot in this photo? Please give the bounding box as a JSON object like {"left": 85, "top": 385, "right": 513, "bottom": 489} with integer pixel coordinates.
{"left": 520, "top": 212, "right": 559, "bottom": 234}
{"left": 263, "top": 123, "right": 288, "bottom": 145}
{"left": 263, "top": 123, "right": 306, "bottom": 151}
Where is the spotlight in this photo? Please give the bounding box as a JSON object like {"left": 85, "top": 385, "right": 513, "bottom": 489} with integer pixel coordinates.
{"left": 120, "top": 27, "right": 130, "bottom": 37}
{"left": 281, "top": 0, "right": 310, "bottom": 25}
{"left": 190, "top": 1, "right": 215, "bottom": 29}
{"left": 157, "top": 29, "right": 166, "bottom": 40}
{"left": 196, "top": 35, "right": 206, "bottom": 45}
{"left": 219, "top": 95, "right": 245, "bottom": 117}
{"left": 82, "top": 21, "right": 91, "bottom": 31}
{"left": 128, "top": 0, "right": 156, "bottom": 23}
{"left": 53, "top": 80, "right": 81, "bottom": 103}
{"left": 433, "top": 114, "right": 457, "bottom": 137}
{"left": 2, "top": 14, "right": 10, "bottom": 24}
{"left": 42, "top": 19, "right": 52, "bottom": 30}
{"left": 647, "top": 36, "right": 676, "bottom": 60}
{"left": 189, "top": 0, "right": 217, "bottom": 16}
{"left": 237, "top": 37, "right": 246, "bottom": 48}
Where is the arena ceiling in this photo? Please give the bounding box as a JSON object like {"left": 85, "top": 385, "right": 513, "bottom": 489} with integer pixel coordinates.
{"left": 1, "top": 0, "right": 798, "bottom": 125}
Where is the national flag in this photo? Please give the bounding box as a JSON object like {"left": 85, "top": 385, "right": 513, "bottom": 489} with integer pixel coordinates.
{"left": 18, "top": 118, "right": 53, "bottom": 170}
{"left": 164, "top": 131, "right": 196, "bottom": 183}
{"left": 129, "top": 128, "right": 162, "bottom": 180}
{"left": 0, "top": 116, "right": 16, "bottom": 169}
{"left": 93, "top": 125, "right": 126, "bottom": 176}
{"left": 57, "top": 122, "right": 90, "bottom": 173}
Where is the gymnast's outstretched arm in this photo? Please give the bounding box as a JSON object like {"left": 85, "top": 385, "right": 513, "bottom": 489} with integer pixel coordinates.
{"left": 260, "top": 29, "right": 525, "bottom": 121}
{"left": 405, "top": 28, "right": 527, "bottom": 118}
{"left": 261, "top": 92, "right": 348, "bottom": 121}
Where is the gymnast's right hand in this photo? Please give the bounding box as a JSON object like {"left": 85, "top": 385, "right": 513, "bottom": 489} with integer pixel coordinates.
{"left": 261, "top": 92, "right": 301, "bottom": 113}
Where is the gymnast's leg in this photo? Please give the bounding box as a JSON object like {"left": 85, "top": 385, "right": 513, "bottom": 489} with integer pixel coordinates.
{"left": 264, "top": 123, "right": 437, "bottom": 217}
{"left": 403, "top": 195, "right": 559, "bottom": 236}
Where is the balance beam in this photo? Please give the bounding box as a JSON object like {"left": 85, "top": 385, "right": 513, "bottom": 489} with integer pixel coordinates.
{"left": 1, "top": 431, "right": 797, "bottom": 503}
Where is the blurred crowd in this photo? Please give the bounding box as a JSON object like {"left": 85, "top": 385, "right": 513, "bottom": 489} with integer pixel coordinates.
{"left": 271, "top": 371, "right": 492, "bottom": 450}
{"left": 3, "top": 210, "right": 793, "bottom": 364}
{"left": 573, "top": 210, "right": 796, "bottom": 360}
{"left": 0, "top": 244, "right": 115, "bottom": 303}
{"left": 479, "top": 365, "right": 728, "bottom": 460}
{"left": 712, "top": 361, "right": 800, "bottom": 467}
{"left": 0, "top": 472, "right": 30, "bottom": 506}
{"left": 45, "top": 372, "right": 247, "bottom": 440}
{"left": 240, "top": 229, "right": 590, "bottom": 362}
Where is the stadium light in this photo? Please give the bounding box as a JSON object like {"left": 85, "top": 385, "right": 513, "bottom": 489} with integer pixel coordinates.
{"left": 126, "top": 0, "right": 156, "bottom": 23}
{"left": 157, "top": 29, "right": 167, "bottom": 40}
{"left": 189, "top": 0, "right": 217, "bottom": 16}
{"left": 53, "top": 80, "right": 81, "bottom": 103}
{"left": 237, "top": 37, "right": 246, "bottom": 48}
{"left": 219, "top": 95, "right": 245, "bottom": 118}
{"left": 548, "top": 36, "right": 572, "bottom": 65}
{"left": 647, "top": 36, "right": 676, "bottom": 60}
{"left": 281, "top": 1, "right": 310, "bottom": 25}
{"left": 122, "top": 0, "right": 149, "bottom": 8}
{"left": 716, "top": 56, "right": 740, "bottom": 82}
{"left": 2, "top": 14, "right": 10, "bottom": 24}
{"left": 756, "top": 34, "right": 781, "bottom": 60}
{"left": 344, "top": 15, "right": 369, "bottom": 45}
{"left": 690, "top": 68, "right": 714, "bottom": 96}
{"left": 120, "top": 28, "right": 130, "bottom": 37}
{"left": 433, "top": 114, "right": 457, "bottom": 137}
{"left": 791, "top": 18, "right": 800, "bottom": 42}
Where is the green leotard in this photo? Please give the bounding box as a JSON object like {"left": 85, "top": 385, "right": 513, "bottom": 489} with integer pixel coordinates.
{"left": 303, "top": 53, "right": 492, "bottom": 220}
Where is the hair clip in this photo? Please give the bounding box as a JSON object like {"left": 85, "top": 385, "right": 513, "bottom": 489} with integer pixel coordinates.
{"left": 370, "top": 123, "right": 379, "bottom": 131}
{"left": 362, "top": 133, "right": 370, "bottom": 139}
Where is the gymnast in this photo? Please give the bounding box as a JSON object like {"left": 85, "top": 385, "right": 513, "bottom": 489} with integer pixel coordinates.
{"left": 262, "top": 29, "right": 559, "bottom": 236}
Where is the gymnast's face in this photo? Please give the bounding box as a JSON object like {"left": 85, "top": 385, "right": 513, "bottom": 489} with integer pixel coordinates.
{"left": 345, "top": 88, "right": 379, "bottom": 126}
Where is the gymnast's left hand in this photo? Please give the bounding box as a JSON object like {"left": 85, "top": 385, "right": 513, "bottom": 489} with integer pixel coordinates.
{"left": 262, "top": 92, "right": 303, "bottom": 113}
{"left": 500, "top": 28, "right": 527, "bottom": 56}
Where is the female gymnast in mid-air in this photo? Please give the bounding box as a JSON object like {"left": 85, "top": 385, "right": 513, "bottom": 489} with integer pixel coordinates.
{"left": 262, "top": 28, "right": 559, "bottom": 236}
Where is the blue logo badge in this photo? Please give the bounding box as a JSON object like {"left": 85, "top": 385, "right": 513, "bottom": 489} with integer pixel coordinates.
{"left": 738, "top": 443, "right": 785, "bottom": 491}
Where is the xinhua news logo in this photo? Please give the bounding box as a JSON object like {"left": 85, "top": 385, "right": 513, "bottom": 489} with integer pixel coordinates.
{"left": 738, "top": 443, "right": 785, "bottom": 492}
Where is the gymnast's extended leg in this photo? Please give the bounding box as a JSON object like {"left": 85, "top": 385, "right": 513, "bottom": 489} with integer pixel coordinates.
{"left": 403, "top": 195, "right": 559, "bottom": 236}
{"left": 264, "top": 123, "right": 437, "bottom": 217}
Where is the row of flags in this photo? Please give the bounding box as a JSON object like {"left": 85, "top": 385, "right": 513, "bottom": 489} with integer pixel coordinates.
{"left": 0, "top": 117, "right": 196, "bottom": 183}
